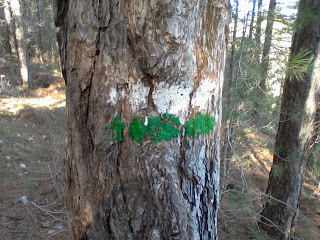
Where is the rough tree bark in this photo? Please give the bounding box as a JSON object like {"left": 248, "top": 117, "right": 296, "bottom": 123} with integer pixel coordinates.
{"left": 3, "top": 0, "right": 17, "bottom": 55}
{"left": 259, "top": 0, "right": 320, "bottom": 239}
{"left": 56, "top": 0, "right": 230, "bottom": 239}
{"left": 10, "top": 0, "right": 32, "bottom": 87}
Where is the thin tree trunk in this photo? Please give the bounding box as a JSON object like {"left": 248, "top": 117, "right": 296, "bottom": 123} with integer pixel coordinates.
{"left": 235, "top": 11, "right": 250, "bottom": 92}
{"left": 221, "top": 0, "right": 239, "bottom": 192}
{"left": 4, "top": 0, "right": 17, "bottom": 55}
{"left": 49, "top": 0, "right": 56, "bottom": 63}
{"left": 248, "top": 0, "right": 257, "bottom": 40}
{"left": 222, "top": 8, "right": 249, "bottom": 191}
{"left": 254, "top": 0, "right": 263, "bottom": 63}
{"left": 228, "top": 0, "right": 239, "bottom": 105}
{"left": 56, "top": 0, "right": 230, "bottom": 239}
{"left": 253, "top": 0, "right": 272, "bottom": 118}
{"left": 0, "top": 5, "right": 10, "bottom": 53}
{"left": 259, "top": 0, "right": 320, "bottom": 238}
{"left": 36, "top": 0, "right": 44, "bottom": 63}
{"left": 11, "top": 0, "right": 32, "bottom": 88}
{"left": 260, "top": 0, "right": 276, "bottom": 91}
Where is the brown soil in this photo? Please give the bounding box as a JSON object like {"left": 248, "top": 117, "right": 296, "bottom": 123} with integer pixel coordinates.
{"left": 0, "top": 58, "right": 70, "bottom": 240}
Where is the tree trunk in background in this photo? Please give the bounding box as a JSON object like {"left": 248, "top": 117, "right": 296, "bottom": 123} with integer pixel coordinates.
{"left": 235, "top": 11, "right": 249, "bottom": 94}
{"left": 35, "top": 0, "right": 44, "bottom": 63}
{"left": 49, "top": 0, "right": 56, "bottom": 63}
{"left": 252, "top": 0, "right": 264, "bottom": 118}
{"left": 11, "top": 0, "right": 32, "bottom": 88}
{"left": 259, "top": 0, "right": 320, "bottom": 238}
{"left": 248, "top": 0, "right": 256, "bottom": 40}
{"left": 260, "top": 0, "right": 276, "bottom": 91}
{"left": 0, "top": 3, "right": 11, "bottom": 53}
{"left": 56, "top": 0, "right": 230, "bottom": 239}
{"left": 4, "top": 0, "right": 17, "bottom": 55}
{"left": 254, "top": 0, "right": 263, "bottom": 66}
{"left": 221, "top": 0, "right": 239, "bottom": 193}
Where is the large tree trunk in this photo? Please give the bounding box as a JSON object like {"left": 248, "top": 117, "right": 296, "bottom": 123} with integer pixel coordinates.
{"left": 259, "top": 0, "right": 320, "bottom": 239}
{"left": 10, "top": 0, "right": 32, "bottom": 88}
{"left": 3, "top": 0, "right": 17, "bottom": 55}
{"left": 56, "top": 0, "right": 230, "bottom": 239}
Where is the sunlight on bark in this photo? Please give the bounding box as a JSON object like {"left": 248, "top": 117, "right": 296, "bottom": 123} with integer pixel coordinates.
{"left": 300, "top": 50, "right": 320, "bottom": 144}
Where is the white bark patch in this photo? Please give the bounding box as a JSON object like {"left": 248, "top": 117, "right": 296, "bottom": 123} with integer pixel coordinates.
{"left": 150, "top": 228, "right": 160, "bottom": 240}
{"left": 152, "top": 82, "right": 193, "bottom": 123}
{"left": 191, "top": 77, "right": 217, "bottom": 111}
{"left": 102, "top": 49, "right": 112, "bottom": 66}
{"left": 83, "top": 201, "right": 93, "bottom": 225}
{"left": 166, "top": 16, "right": 183, "bottom": 39}
{"left": 129, "top": 81, "right": 150, "bottom": 112}
{"left": 106, "top": 87, "right": 118, "bottom": 105}
{"left": 20, "top": 68, "right": 28, "bottom": 82}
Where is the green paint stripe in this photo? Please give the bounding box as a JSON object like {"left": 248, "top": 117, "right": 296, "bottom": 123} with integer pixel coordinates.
{"left": 105, "top": 112, "right": 215, "bottom": 143}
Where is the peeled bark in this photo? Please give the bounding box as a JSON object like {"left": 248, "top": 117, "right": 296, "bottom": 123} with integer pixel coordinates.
{"left": 56, "top": 0, "right": 230, "bottom": 239}
{"left": 11, "top": 0, "right": 32, "bottom": 87}
{"left": 259, "top": 0, "right": 320, "bottom": 238}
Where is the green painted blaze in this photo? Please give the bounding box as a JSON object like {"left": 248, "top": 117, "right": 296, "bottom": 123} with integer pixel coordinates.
{"left": 184, "top": 112, "right": 215, "bottom": 137}
{"left": 105, "top": 115, "right": 125, "bottom": 142}
{"left": 105, "top": 113, "right": 215, "bottom": 143}
{"left": 129, "top": 114, "right": 181, "bottom": 143}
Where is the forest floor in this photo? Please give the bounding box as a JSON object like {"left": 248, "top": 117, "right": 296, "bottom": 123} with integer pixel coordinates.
{"left": 0, "top": 56, "right": 319, "bottom": 240}
{"left": 0, "top": 56, "right": 70, "bottom": 240}
{"left": 218, "top": 128, "right": 320, "bottom": 239}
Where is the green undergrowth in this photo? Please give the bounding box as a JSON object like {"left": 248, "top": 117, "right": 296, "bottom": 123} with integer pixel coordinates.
{"left": 248, "top": 225, "right": 268, "bottom": 240}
